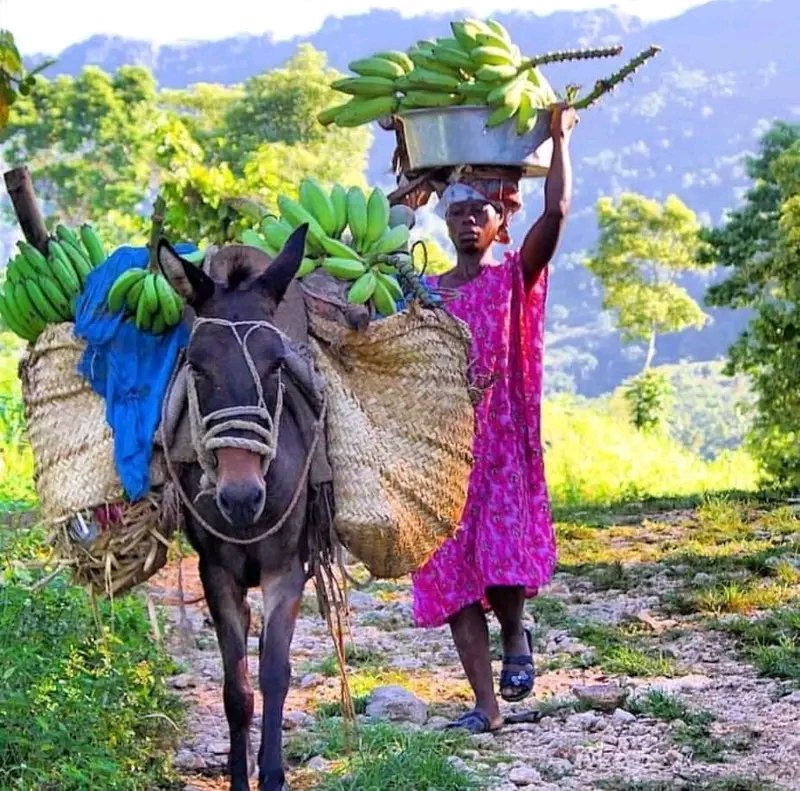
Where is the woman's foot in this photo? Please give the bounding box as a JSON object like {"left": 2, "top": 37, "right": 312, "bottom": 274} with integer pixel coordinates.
{"left": 444, "top": 708, "right": 503, "bottom": 734}
{"left": 499, "top": 626, "right": 535, "bottom": 702}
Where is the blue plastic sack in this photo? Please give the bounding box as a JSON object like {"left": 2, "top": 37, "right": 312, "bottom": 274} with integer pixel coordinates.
{"left": 73, "top": 245, "right": 195, "bottom": 501}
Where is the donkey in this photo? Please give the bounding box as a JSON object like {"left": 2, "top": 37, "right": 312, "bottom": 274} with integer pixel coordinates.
{"left": 157, "top": 225, "right": 325, "bottom": 791}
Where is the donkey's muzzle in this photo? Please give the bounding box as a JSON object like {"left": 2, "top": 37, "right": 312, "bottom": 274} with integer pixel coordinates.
{"left": 217, "top": 481, "right": 267, "bottom": 527}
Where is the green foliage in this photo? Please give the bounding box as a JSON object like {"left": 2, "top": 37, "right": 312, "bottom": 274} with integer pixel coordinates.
{"left": 0, "top": 333, "right": 35, "bottom": 511}
{"left": 1, "top": 45, "right": 372, "bottom": 247}
{"left": 622, "top": 369, "right": 673, "bottom": 431}
{"left": 543, "top": 394, "right": 759, "bottom": 508}
{"left": 586, "top": 192, "right": 710, "bottom": 371}
{"left": 2, "top": 65, "right": 159, "bottom": 247}
{"left": 703, "top": 121, "right": 800, "bottom": 486}
{"left": 157, "top": 45, "right": 371, "bottom": 245}
{"left": 0, "top": 530, "right": 183, "bottom": 790}
{"left": 0, "top": 29, "right": 54, "bottom": 128}
{"left": 412, "top": 236, "right": 453, "bottom": 276}
{"left": 658, "top": 362, "right": 753, "bottom": 459}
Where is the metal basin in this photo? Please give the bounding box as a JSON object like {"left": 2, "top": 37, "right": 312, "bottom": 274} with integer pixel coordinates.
{"left": 395, "top": 105, "right": 553, "bottom": 177}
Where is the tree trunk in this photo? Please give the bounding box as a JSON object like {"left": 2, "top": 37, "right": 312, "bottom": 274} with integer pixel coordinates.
{"left": 642, "top": 326, "right": 657, "bottom": 372}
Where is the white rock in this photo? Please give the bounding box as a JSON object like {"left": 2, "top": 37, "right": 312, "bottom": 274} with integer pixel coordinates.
{"left": 568, "top": 711, "right": 606, "bottom": 732}
{"left": 306, "top": 755, "right": 329, "bottom": 772}
{"left": 447, "top": 756, "right": 472, "bottom": 774}
{"left": 208, "top": 740, "right": 229, "bottom": 755}
{"left": 508, "top": 765, "right": 542, "bottom": 786}
{"left": 365, "top": 685, "right": 428, "bottom": 725}
{"left": 643, "top": 675, "right": 713, "bottom": 694}
{"left": 299, "top": 673, "right": 323, "bottom": 689}
{"left": 347, "top": 590, "right": 378, "bottom": 611}
{"left": 612, "top": 708, "right": 637, "bottom": 725}
{"left": 169, "top": 673, "right": 197, "bottom": 689}
{"left": 282, "top": 710, "right": 315, "bottom": 731}
{"left": 781, "top": 690, "right": 800, "bottom": 704}
{"left": 426, "top": 716, "right": 451, "bottom": 731}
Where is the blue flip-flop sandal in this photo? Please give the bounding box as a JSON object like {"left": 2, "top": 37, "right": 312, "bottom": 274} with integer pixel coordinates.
{"left": 499, "top": 627, "right": 535, "bottom": 703}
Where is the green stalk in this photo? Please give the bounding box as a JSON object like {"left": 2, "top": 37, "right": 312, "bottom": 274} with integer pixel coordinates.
{"left": 519, "top": 45, "right": 624, "bottom": 72}
{"left": 573, "top": 45, "right": 662, "bottom": 110}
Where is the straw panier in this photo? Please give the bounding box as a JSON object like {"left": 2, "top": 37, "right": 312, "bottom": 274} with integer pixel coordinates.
{"left": 309, "top": 303, "right": 475, "bottom": 578}
{"left": 19, "top": 323, "right": 172, "bottom": 596}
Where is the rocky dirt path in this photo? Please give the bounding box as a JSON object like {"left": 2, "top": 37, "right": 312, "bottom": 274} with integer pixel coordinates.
{"left": 146, "top": 501, "right": 800, "bottom": 790}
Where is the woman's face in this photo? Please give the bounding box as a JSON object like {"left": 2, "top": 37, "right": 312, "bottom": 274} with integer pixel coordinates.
{"left": 445, "top": 199, "right": 504, "bottom": 254}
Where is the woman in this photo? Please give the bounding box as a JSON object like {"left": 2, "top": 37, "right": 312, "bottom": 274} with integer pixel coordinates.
{"left": 411, "top": 103, "right": 578, "bottom": 734}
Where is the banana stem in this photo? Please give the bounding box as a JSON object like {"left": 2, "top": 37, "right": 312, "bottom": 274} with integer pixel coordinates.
{"left": 572, "top": 45, "right": 661, "bottom": 110}
{"left": 519, "top": 45, "right": 623, "bottom": 72}
{"left": 147, "top": 194, "right": 166, "bottom": 272}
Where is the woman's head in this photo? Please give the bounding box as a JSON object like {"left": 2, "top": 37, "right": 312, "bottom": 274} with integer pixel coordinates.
{"left": 437, "top": 179, "right": 522, "bottom": 254}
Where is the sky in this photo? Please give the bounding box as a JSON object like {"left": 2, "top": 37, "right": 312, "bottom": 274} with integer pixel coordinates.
{"left": 0, "top": 0, "right": 711, "bottom": 55}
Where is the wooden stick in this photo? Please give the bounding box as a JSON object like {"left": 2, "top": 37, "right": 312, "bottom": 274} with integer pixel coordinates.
{"left": 3, "top": 166, "right": 49, "bottom": 254}
{"left": 147, "top": 194, "right": 166, "bottom": 271}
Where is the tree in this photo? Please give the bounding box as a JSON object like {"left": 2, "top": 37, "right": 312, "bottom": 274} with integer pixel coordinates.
{"left": 585, "top": 192, "right": 710, "bottom": 373}
{"left": 622, "top": 369, "right": 673, "bottom": 431}
{"left": 1, "top": 46, "right": 373, "bottom": 247}
{"left": 221, "top": 44, "right": 370, "bottom": 187}
{"left": 703, "top": 121, "right": 800, "bottom": 484}
{"left": 2, "top": 65, "right": 160, "bottom": 246}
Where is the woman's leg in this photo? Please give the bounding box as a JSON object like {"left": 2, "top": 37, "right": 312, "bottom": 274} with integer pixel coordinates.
{"left": 448, "top": 601, "right": 503, "bottom": 730}
{"left": 486, "top": 585, "right": 529, "bottom": 656}
{"left": 487, "top": 585, "right": 534, "bottom": 701}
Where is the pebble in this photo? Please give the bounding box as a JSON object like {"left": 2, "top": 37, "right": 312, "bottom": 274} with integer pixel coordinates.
{"left": 282, "top": 710, "right": 315, "bottom": 730}
{"left": 612, "top": 708, "right": 637, "bottom": 725}
{"left": 169, "top": 673, "right": 197, "bottom": 689}
{"left": 299, "top": 672, "right": 323, "bottom": 689}
{"left": 365, "top": 685, "right": 428, "bottom": 725}
{"left": 306, "top": 755, "right": 329, "bottom": 772}
{"left": 508, "top": 765, "right": 542, "bottom": 785}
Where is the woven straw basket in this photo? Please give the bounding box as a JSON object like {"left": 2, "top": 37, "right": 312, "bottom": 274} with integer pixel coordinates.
{"left": 19, "top": 323, "right": 172, "bottom": 596}
{"left": 308, "top": 304, "right": 475, "bottom": 578}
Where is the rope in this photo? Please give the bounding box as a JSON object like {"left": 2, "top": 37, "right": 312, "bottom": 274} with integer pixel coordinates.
{"left": 161, "top": 318, "right": 328, "bottom": 547}
{"left": 186, "top": 318, "right": 285, "bottom": 485}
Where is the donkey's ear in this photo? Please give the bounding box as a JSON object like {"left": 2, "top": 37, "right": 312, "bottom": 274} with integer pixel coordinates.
{"left": 255, "top": 224, "right": 308, "bottom": 305}
{"left": 157, "top": 238, "right": 214, "bottom": 306}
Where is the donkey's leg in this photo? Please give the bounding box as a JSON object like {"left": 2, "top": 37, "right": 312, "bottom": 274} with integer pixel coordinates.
{"left": 257, "top": 557, "right": 306, "bottom": 791}
{"left": 199, "top": 559, "right": 254, "bottom": 791}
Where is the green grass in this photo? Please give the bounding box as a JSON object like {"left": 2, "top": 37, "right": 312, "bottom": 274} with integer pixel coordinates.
{"left": 0, "top": 334, "right": 37, "bottom": 511}
{"left": 718, "top": 608, "right": 800, "bottom": 681}
{"left": 571, "top": 623, "right": 678, "bottom": 677}
{"left": 306, "top": 644, "right": 387, "bottom": 678}
{"left": 0, "top": 528, "right": 183, "bottom": 790}
{"left": 628, "top": 690, "right": 728, "bottom": 762}
{"left": 286, "top": 720, "right": 480, "bottom": 791}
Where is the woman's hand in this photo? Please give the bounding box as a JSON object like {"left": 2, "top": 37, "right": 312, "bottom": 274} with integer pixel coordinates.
{"left": 549, "top": 103, "right": 579, "bottom": 141}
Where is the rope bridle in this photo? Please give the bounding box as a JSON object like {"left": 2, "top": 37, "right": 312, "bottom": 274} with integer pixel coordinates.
{"left": 162, "top": 317, "right": 326, "bottom": 546}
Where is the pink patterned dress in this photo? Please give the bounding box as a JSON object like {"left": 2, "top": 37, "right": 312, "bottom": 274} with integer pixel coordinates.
{"left": 411, "top": 250, "right": 557, "bottom": 628}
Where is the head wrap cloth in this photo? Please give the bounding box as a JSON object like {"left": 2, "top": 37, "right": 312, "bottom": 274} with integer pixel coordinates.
{"left": 434, "top": 175, "right": 522, "bottom": 245}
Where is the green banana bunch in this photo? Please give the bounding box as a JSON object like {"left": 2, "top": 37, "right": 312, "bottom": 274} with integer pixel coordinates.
{"left": 236, "top": 180, "right": 415, "bottom": 320}
{"left": 0, "top": 223, "right": 105, "bottom": 342}
{"left": 106, "top": 269, "right": 184, "bottom": 334}
{"left": 317, "top": 15, "right": 643, "bottom": 135}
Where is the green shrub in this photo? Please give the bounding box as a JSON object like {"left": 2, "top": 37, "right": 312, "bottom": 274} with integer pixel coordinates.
{"left": 0, "top": 530, "right": 183, "bottom": 790}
